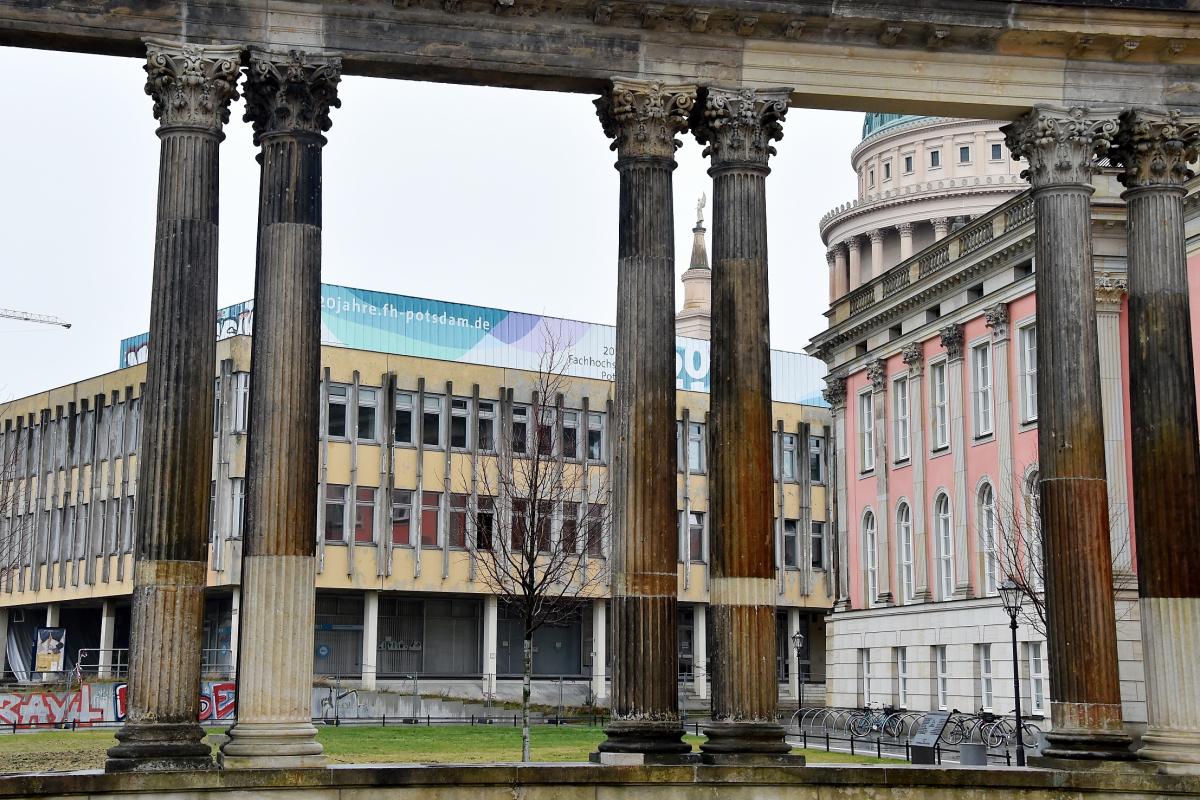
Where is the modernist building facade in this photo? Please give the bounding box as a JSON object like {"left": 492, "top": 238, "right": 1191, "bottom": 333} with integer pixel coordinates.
{"left": 810, "top": 114, "right": 1200, "bottom": 733}
{"left": 0, "top": 268, "right": 834, "bottom": 706}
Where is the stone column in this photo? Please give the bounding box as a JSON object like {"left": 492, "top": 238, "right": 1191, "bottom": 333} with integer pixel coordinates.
{"left": 1111, "top": 109, "right": 1200, "bottom": 771}
{"left": 362, "top": 590, "right": 378, "bottom": 690}
{"left": 847, "top": 237, "right": 864, "bottom": 287}
{"left": 692, "top": 603, "right": 708, "bottom": 699}
{"left": 98, "top": 599, "right": 116, "bottom": 678}
{"left": 902, "top": 344, "right": 931, "bottom": 602}
{"left": 1093, "top": 276, "right": 1131, "bottom": 575}
{"left": 825, "top": 248, "right": 838, "bottom": 301}
{"left": 220, "top": 49, "right": 341, "bottom": 770}
{"left": 691, "top": 86, "right": 794, "bottom": 758}
{"left": 590, "top": 598, "right": 606, "bottom": 702}
{"left": 106, "top": 42, "right": 240, "bottom": 774}
{"left": 940, "top": 324, "right": 971, "bottom": 599}
{"left": 594, "top": 78, "right": 695, "bottom": 756}
{"left": 787, "top": 607, "right": 801, "bottom": 701}
{"left": 831, "top": 244, "right": 848, "bottom": 299}
{"left": 867, "top": 359, "right": 892, "bottom": 606}
{"left": 229, "top": 588, "right": 241, "bottom": 675}
{"left": 484, "top": 595, "right": 499, "bottom": 697}
{"left": 868, "top": 229, "right": 885, "bottom": 277}
{"left": 824, "top": 376, "right": 850, "bottom": 611}
{"left": 931, "top": 217, "right": 950, "bottom": 241}
{"left": 897, "top": 222, "right": 915, "bottom": 261}
{"left": 1002, "top": 106, "right": 1131, "bottom": 761}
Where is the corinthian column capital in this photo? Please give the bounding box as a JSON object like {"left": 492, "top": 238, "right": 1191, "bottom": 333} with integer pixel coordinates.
{"left": 1001, "top": 106, "right": 1118, "bottom": 189}
{"left": 1111, "top": 109, "right": 1200, "bottom": 191}
{"left": 144, "top": 41, "right": 242, "bottom": 133}
{"left": 939, "top": 323, "right": 964, "bottom": 361}
{"left": 1094, "top": 273, "right": 1129, "bottom": 308}
{"left": 822, "top": 373, "right": 847, "bottom": 411}
{"left": 595, "top": 78, "right": 697, "bottom": 160}
{"left": 690, "top": 86, "right": 791, "bottom": 169}
{"left": 243, "top": 50, "right": 342, "bottom": 145}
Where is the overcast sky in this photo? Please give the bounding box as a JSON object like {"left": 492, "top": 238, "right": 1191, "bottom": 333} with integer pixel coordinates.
{"left": 0, "top": 46, "right": 862, "bottom": 401}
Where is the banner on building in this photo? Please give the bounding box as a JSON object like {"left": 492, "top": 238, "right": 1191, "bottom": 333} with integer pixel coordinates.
{"left": 120, "top": 284, "right": 828, "bottom": 406}
{"left": 33, "top": 628, "right": 66, "bottom": 673}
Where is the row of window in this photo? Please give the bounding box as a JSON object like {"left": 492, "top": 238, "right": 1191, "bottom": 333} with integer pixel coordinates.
{"left": 865, "top": 143, "right": 1007, "bottom": 189}
{"left": 858, "top": 325, "right": 1037, "bottom": 473}
{"left": 677, "top": 511, "right": 826, "bottom": 569}
{"left": 861, "top": 642, "right": 1046, "bottom": 715}
{"left": 677, "top": 423, "right": 826, "bottom": 484}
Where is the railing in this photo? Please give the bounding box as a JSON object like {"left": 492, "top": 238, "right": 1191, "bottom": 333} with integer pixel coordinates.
{"left": 881, "top": 269, "right": 910, "bottom": 298}
{"left": 958, "top": 220, "right": 994, "bottom": 255}
{"left": 849, "top": 286, "right": 877, "bottom": 314}
{"left": 917, "top": 245, "right": 950, "bottom": 279}
{"left": 1004, "top": 197, "right": 1034, "bottom": 231}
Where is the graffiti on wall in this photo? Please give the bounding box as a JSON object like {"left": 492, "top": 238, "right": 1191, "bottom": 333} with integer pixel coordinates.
{"left": 0, "top": 681, "right": 236, "bottom": 727}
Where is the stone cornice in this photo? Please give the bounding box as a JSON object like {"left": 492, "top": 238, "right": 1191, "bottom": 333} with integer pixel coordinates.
{"left": 849, "top": 115, "right": 1001, "bottom": 164}
{"left": 820, "top": 179, "right": 1024, "bottom": 240}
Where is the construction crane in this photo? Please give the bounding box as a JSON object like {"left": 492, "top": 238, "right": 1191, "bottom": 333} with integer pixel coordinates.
{"left": 0, "top": 308, "right": 71, "bottom": 329}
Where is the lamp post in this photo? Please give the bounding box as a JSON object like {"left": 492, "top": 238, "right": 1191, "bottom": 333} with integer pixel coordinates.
{"left": 999, "top": 579, "right": 1027, "bottom": 766}
{"left": 791, "top": 629, "right": 805, "bottom": 707}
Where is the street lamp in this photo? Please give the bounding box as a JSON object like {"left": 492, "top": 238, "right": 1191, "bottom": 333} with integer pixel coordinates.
{"left": 791, "top": 630, "right": 805, "bottom": 706}
{"left": 999, "top": 579, "right": 1027, "bottom": 766}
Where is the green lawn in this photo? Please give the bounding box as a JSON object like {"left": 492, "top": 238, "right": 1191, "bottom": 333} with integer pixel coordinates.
{"left": 0, "top": 725, "right": 898, "bottom": 773}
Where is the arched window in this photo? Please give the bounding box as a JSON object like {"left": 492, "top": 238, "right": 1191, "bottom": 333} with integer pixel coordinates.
{"left": 979, "top": 482, "right": 998, "bottom": 595}
{"left": 897, "top": 502, "right": 914, "bottom": 603}
{"left": 1026, "top": 470, "right": 1043, "bottom": 590}
{"left": 863, "top": 510, "right": 878, "bottom": 607}
{"left": 935, "top": 493, "right": 954, "bottom": 600}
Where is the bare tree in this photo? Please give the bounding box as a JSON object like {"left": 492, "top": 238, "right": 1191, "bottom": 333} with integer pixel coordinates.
{"left": 464, "top": 329, "right": 611, "bottom": 761}
{"left": 979, "top": 467, "right": 1135, "bottom": 636}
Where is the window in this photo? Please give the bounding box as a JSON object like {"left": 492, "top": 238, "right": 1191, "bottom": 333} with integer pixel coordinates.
{"left": 587, "top": 412, "right": 604, "bottom": 461}
{"left": 391, "top": 490, "right": 412, "bottom": 545}
{"left": 450, "top": 397, "right": 469, "bottom": 450}
{"left": 327, "top": 384, "right": 348, "bottom": 438}
{"left": 1028, "top": 641, "right": 1047, "bottom": 715}
{"left": 213, "top": 378, "right": 222, "bottom": 435}
{"left": 936, "top": 646, "right": 949, "bottom": 710}
{"left": 783, "top": 519, "right": 798, "bottom": 568}
{"left": 324, "top": 484, "right": 347, "bottom": 542}
{"left": 512, "top": 498, "right": 529, "bottom": 550}
{"left": 395, "top": 392, "right": 414, "bottom": 445}
{"left": 897, "top": 503, "right": 913, "bottom": 603}
{"left": 861, "top": 648, "right": 873, "bottom": 705}
{"left": 354, "top": 487, "right": 376, "bottom": 543}
{"left": 230, "top": 478, "right": 245, "bottom": 540}
{"left": 422, "top": 396, "right": 442, "bottom": 448}
{"left": 991, "top": 143, "right": 1003, "bottom": 161}
{"left": 537, "top": 409, "right": 554, "bottom": 457}
{"left": 893, "top": 377, "right": 910, "bottom": 461}
{"left": 561, "top": 502, "right": 579, "bottom": 553}
{"left": 233, "top": 372, "right": 249, "bottom": 433}
{"left": 781, "top": 433, "right": 797, "bottom": 481}
{"left": 903, "top": 154, "right": 913, "bottom": 174}
{"left": 959, "top": 145, "right": 971, "bottom": 163}
{"left": 1026, "top": 471, "right": 1044, "bottom": 591}
{"left": 811, "top": 521, "right": 826, "bottom": 569}
{"left": 449, "top": 493, "right": 468, "bottom": 548}
{"left": 1020, "top": 325, "right": 1038, "bottom": 422}
{"left": 979, "top": 482, "right": 998, "bottom": 595}
{"left": 973, "top": 343, "right": 993, "bottom": 437}
{"left": 688, "top": 511, "right": 705, "bottom": 562}
{"left": 586, "top": 504, "right": 605, "bottom": 556}
{"left": 535, "top": 501, "right": 553, "bottom": 553}
{"left": 562, "top": 411, "right": 579, "bottom": 459}
{"left": 475, "top": 496, "right": 495, "bottom": 550}
{"left": 868, "top": 168, "right": 875, "bottom": 188}
{"left": 936, "top": 493, "right": 954, "bottom": 600}
{"left": 687, "top": 422, "right": 706, "bottom": 473}
{"left": 883, "top": 161, "right": 892, "bottom": 180}
{"left": 931, "top": 362, "right": 949, "bottom": 450}
{"left": 896, "top": 647, "right": 909, "bottom": 708}
{"left": 979, "top": 643, "right": 994, "bottom": 711}
{"left": 858, "top": 391, "right": 875, "bottom": 472}
{"left": 357, "top": 388, "right": 378, "bottom": 441}
{"left": 809, "top": 436, "right": 825, "bottom": 483}
{"left": 512, "top": 405, "right": 528, "bottom": 455}
{"left": 477, "top": 400, "right": 496, "bottom": 451}
{"left": 930, "top": 149, "right": 941, "bottom": 168}
{"left": 863, "top": 510, "right": 878, "bottom": 607}
{"left": 420, "top": 491, "right": 441, "bottom": 547}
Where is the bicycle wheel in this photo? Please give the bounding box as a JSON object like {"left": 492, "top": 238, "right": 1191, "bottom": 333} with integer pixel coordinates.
{"left": 1020, "top": 722, "right": 1042, "bottom": 748}
{"left": 943, "top": 719, "right": 967, "bottom": 745}
{"left": 983, "top": 720, "right": 1010, "bottom": 748}
{"left": 883, "top": 714, "right": 904, "bottom": 739}
{"left": 850, "top": 714, "right": 872, "bottom": 737}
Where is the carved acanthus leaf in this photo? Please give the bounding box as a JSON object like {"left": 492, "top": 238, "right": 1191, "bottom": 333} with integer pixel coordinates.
{"left": 901, "top": 342, "right": 924, "bottom": 374}
{"left": 1000, "top": 106, "right": 1118, "bottom": 188}
{"left": 1095, "top": 273, "right": 1129, "bottom": 305}
{"left": 243, "top": 50, "right": 343, "bottom": 145}
{"left": 867, "top": 359, "right": 887, "bottom": 391}
{"left": 822, "top": 374, "right": 848, "bottom": 409}
{"left": 1111, "top": 109, "right": 1200, "bottom": 190}
{"left": 984, "top": 302, "right": 1009, "bottom": 340}
{"left": 690, "top": 86, "right": 791, "bottom": 167}
{"left": 939, "top": 323, "right": 964, "bottom": 360}
{"left": 595, "top": 79, "right": 697, "bottom": 159}
{"left": 144, "top": 42, "right": 242, "bottom": 132}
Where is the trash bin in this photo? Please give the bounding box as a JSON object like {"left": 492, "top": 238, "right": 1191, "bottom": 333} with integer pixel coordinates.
{"left": 959, "top": 743, "right": 988, "bottom": 765}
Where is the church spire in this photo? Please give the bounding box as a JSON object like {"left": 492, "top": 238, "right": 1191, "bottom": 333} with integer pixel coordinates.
{"left": 689, "top": 191, "right": 710, "bottom": 271}
{"left": 676, "top": 193, "right": 712, "bottom": 339}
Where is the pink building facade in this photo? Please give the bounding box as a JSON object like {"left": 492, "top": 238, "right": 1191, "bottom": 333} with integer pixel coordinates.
{"left": 809, "top": 114, "right": 1200, "bottom": 735}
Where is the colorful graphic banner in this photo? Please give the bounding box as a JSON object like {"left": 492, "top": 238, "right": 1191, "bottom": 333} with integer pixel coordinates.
{"left": 120, "top": 284, "right": 827, "bottom": 406}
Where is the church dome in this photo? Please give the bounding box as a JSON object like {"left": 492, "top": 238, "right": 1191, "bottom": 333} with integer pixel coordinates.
{"left": 861, "top": 113, "right": 924, "bottom": 141}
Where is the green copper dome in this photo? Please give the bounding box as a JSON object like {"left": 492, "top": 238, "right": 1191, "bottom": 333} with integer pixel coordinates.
{"left": 862, "top": 113, "right": 925, "bottom": 141}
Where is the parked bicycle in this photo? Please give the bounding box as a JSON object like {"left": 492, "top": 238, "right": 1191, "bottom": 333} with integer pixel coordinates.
{"left": 981, "top": 711, "right": 1042, "bottom": 749}
{"left": 848, "top": 703, "right": 905, "bottom": 738}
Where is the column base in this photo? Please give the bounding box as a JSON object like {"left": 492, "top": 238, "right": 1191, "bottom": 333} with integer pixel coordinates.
{"left": 1139, "top": 727, "right": 1200, "bottom": 773}
{"left": 105, "top": 722, "right": 213, "bottom": 773}
{"left": 1040, "top": 730, "right": 1135, "bottom": 761}
{"left": 218, "top": 721, "right": 326, "bottom": 770}
{"left": 701, "top": 752, "right": 806, "bottom": 766}
{"left": 598, "top": 719, "right": 690, "bottom": 754}
{"left": 700, "top": 721, "right": 791, "bottom": 755}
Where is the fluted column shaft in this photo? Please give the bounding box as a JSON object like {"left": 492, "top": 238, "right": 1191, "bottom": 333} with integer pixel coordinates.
{"left": 692, "top": 87, "right": 792, "bottom": 757}
{"left": 1112, "top": 109, "right": 1200, "bottom": 772}
{"left": 594, "top": 79, "right": 694, "bottom": 756}
{"left": 107, "top": 42, "right": 240, "bottom": 774}
{"left": 220, "top": 50, "right": 341, "bottom": 770}
{"left": 1003, "top": 107, "right": 1131, "bottom": 761}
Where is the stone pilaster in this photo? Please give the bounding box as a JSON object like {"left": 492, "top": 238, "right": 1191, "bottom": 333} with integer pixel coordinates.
{"left": 1093, "top": 275, "right": 1131, "bottom": 576}
{"left": 939, "top": 323, "right": 971, "bottom": 599}
{"left": 1002, "top": 106, "right": 1131, "bottom": 761}
{"left": 985, "top": 303, "right": 1014, "bottom": 582}
{"left": 691, "top": 86, "right": 794, "bottom": 758}
{"left": 1110, "top": 108, "right": 1200, "bottom": 772}
{"left": 902, "top": 344, "right": 931, "bottom": 602}
{"left": 219, "top": 49, "right": 341, "bottom": 770}
{"left": 106, "top": 41, "right": 240, "bottom": 774}
{"left": 824, "top": 375, "right": 850, "bottom": 611}
{"left": 867, "top": 359, "right": 892, "bottom": 606}
{"left": 594, "top": 78, "right": 694, "bottom": 756}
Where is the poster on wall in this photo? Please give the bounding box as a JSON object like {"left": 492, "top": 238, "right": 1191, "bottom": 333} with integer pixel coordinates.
{"left": 33, "top": 628, "right": 66, "bottom": 673}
